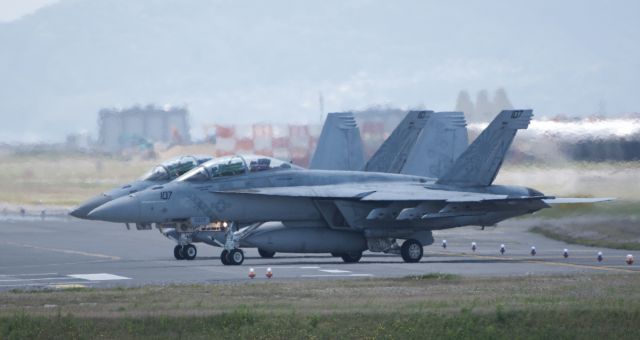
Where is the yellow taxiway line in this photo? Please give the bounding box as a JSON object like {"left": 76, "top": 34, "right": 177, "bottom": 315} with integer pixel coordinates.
{"left": 0, "top": 240, "right": 121, "bottom": 260}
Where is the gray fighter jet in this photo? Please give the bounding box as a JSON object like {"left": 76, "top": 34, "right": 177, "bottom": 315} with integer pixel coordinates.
{"left": 89, "top": 109, "right": 612, "bottom": 265}
{"left": 74, "top": 110, "right": 468, "bottom": 261}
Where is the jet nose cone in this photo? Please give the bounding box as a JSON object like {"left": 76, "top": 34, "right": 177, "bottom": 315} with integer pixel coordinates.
{"left": 70, "top": 194, "right": 112, "bottom": 219}
{"left": 87, "top": 196, "right": 141, "bottom": 223}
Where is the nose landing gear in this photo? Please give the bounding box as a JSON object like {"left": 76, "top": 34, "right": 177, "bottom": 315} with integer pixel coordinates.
{"left": 219, "top": 221, "right": 252, "bottom": 265}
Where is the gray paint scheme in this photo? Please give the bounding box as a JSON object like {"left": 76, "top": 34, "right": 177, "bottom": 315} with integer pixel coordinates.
{"left": 437, "top": 110, "right": 533, "bottom": 187}
{"left": 402, "top": 111, "right": 468, "bottom": 178}
{"left": 363, "top": 110, "right": 430, "bottom": 173}
{"left": 309, "top": 112, "right": 365, "bottom": 171}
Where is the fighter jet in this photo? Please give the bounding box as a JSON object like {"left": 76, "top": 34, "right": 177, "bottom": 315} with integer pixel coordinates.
{"left": 76, "top": 110, "right": 468, "bottom": 261}
{"left": 89, "top": 109, "right": 612, "bottom": 265}
{"left": 69, "top": 155, "right": 212, "bottom": 222}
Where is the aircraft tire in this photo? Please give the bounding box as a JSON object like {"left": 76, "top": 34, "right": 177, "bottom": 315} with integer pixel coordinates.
{"left": 184, "top": 244, "right": 197, "bottom": 260}
{"left": 228, "top": 249, "right": 245, "bottom": 265}
{"left": 258, "top": 248, "right": 276, "bottom": 258}
{"left": 401, "top": 239, "right": 423, "bottom": 263}
{"left": 220, "top": 250, "right": 230, "bottom": 265}
{"left": 174, "top": 245, "right": 184, "bottom": 260}
{"left": 330, "top": 252, "right": 341, "bottom": 257}
{"left": 340, "top": 251, "right": 362, "bottom": 263}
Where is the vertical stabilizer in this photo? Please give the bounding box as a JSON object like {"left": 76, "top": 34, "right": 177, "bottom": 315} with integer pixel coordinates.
{"left": 436, "top": 109, "right": 533, "bottom": 187}
{"left": 364, "top": 110, "right": 432, "bottom": 173}
{"left": 310, "top": 112, "right": 365, "bottom": 171}
{"left": 401, "top": 111, "right": 468, "bottom": 178}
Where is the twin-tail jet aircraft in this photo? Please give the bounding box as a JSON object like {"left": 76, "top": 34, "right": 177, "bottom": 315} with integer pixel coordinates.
{"left": 72, "top": 110, "right": 468, "bottom": 261}
{"left": 87, "top": 109, "right": 612, "bottom": 265}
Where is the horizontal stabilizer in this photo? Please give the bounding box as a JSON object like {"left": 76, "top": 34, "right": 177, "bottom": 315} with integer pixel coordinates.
{"left": 542, "top": 197, "right": 616, "bottom": 204}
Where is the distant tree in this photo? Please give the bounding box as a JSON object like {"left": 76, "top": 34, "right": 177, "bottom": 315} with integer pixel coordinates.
{"left": 493, "top": 88, "right": 513, "bottom": 112}
{"left": 455, "top": 90, "right": 474, "bottom": 117}
{"left": 474, "top": 89, "right": 491, "bottom": 122}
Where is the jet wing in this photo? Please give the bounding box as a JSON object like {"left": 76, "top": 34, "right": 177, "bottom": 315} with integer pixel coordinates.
{"left": 542, "top": 197, "right": 616, "bottom": 204}
{"left": 214, "top": 185, "right": 375, "bottom": 199}
{"left": 213, "top": 184, "right": 512, "bottom": 202}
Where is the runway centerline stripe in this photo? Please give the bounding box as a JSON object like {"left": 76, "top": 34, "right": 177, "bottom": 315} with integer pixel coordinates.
{"left": 0, "top": 240, "right": 121, "bottom": 260}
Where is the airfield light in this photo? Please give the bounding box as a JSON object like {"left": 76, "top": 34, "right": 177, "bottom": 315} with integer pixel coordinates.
{"left": 266, "top": 267, "right": 273, "bottom": 279}
{"left": 500, "top": 244, "right": 505, "bottom": 255}
{"left": 442, "top": 240, "right": 447, "bottom": 249}
{"left": 530, "top": 246, "right": 536, "bottom": 256}
{"left": 626, "top": 254, "right": 634, "bottom": 265}
{"left": 249, "top": 268, "right": 256, "bottom": 279}
{"left": 471, "top": 242, "right": 477, "bottom": 252}
{"left": 597, "top": 251, "right": 603, "bottom": 262}
{"left": 563, "top": 249, "right": 569, "bottom": 258}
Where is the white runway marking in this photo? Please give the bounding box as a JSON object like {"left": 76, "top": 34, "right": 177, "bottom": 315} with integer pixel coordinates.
{"left": 319, "top": 269, "right": 351, "bottom": 273}
{"left": 300, "top": 266, "right": 320, "bottom": 269}
{"left": 68, "top": 273, "right": 131, "bottom": 281}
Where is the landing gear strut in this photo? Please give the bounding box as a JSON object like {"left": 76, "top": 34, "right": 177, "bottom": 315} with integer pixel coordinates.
{"left": 400, "top": 239, "right": 423, "bottom": 263}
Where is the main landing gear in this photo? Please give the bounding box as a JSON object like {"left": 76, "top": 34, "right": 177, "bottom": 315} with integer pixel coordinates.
{"left": 173, "top": 244, "right": 197, "bottom": 260}
{"left": 220, "top": 249, "right": 245, "bottom": 265}
{"left": 400, "top": 239, "right": 423, "bottom": 263}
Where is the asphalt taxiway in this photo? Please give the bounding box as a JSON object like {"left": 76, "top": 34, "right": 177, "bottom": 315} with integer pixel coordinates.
{"left": 0, "top": 215, "right": 637, "bottom": 290}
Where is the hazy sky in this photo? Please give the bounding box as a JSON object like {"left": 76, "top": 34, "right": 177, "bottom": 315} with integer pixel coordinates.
{"left": 1, "top": 0, "right": 639, "bottom": 142}
{"left": 0, "top": 0, "right": 59, "bottom": 22}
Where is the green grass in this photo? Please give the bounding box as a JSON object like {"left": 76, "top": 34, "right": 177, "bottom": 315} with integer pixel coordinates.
{"left": 2, "top": 275, "right": 640, "bottom": 339}
{"left": 3, "top": 309, "right": 640, "bottom": 339}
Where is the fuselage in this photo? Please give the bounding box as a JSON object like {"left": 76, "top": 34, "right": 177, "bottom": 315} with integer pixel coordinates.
{"left": 88, "top": 161, "right": 547, "bottom": 236}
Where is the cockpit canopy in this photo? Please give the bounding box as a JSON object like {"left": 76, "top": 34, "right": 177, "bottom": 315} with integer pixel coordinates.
{"left": 141, "top": 155, "right": 213, "bottom": 181}
{"left": 178, "top": 155, "right": 300, "bottom": 182}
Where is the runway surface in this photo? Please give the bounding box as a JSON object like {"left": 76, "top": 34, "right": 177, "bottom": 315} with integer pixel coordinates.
{"left": 0, "top": 215, "right": 638, "bottom": 290}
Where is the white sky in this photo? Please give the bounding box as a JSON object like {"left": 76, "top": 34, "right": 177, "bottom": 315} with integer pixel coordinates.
{"left": 0, "top": 0, "right": 58, "bottom": 22}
